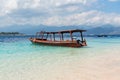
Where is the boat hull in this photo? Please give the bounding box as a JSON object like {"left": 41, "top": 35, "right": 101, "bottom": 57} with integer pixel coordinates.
{"left": 29, "top": 38, "right": 87, "bottom": 48}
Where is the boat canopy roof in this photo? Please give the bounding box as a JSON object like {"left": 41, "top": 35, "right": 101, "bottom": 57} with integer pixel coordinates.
{"left": 38, "top": 29, "right": 86, "bottom": 34}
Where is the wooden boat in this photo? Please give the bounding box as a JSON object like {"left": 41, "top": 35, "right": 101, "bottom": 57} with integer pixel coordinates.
{"left": 97, "top": 35, "right": 108, "bottom": 37}
{"left": 29, "top": 29, "right": 87, "bottom": 47}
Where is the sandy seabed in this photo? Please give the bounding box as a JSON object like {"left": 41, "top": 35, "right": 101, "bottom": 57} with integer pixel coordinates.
{"left": 0, "top": 46, "right": 120, "bottom": 80}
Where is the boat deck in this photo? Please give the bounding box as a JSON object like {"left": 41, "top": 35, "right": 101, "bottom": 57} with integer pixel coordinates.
{"left": 30, "top": 38, "right": 78, "bottom": 43}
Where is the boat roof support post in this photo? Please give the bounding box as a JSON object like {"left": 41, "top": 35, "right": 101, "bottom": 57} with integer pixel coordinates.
{"left": 70, "top": 31, "right": 73, "bottom": 42}
{"left": 50, "top": 34, "right": 52, "bottom": 41}
{"left": 61, "top": 33, "right": 64, "bottom": 41}
{"left": 53, "top": 33, "right": 55, "bottom": 41}
{"left": 41, "top": 32, "right": 44, "bottom": 40}
{"left": 46, "top": 33, "right": 48, "bottom": 39}
{"left": 59, "top": 32, "right": 61, "bottom": 41}
{"left": 80, "top": 32, "right": 83, "bottom": 42}
{"left": 36, "top": 32, "right": 38, "bottom": 38}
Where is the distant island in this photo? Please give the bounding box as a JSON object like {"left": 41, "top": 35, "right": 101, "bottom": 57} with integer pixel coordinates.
{"left": 0, "top": 32, "right": 25, "bottom": 36}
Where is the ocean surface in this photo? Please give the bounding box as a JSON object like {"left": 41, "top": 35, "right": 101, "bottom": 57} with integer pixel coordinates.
{"left": 0, "top": 36, "right": 120, "bottom": 80}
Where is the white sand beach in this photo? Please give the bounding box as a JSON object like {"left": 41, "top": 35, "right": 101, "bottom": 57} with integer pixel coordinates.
{"left": 0, "top": 45, "right": 120, "bottom": 80}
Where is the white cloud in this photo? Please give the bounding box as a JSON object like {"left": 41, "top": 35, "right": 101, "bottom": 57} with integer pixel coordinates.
{"left": 0, "top": 0, "right": 120, "bottom": 28}
{"left": 108, "top": 0, "right": 119, "bottom": 2}
{"left": 0, "top": 10, "right": 120, "bottom": 27}
{"left": 18, "top": 0, "right": 41, "bottom": 9}
{"left": 42, "top": 11, "right": 120, "bottom": 27}
{"left": 0, "top": 0, "right": 18, "bottom": 16}
{"left": 0, "top": 0, "right": 97, "bottom": 15}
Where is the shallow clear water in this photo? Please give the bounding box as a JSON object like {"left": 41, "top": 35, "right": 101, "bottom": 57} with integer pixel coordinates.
{"left": 0, "top": 36, "right": 120, "bottom": 80}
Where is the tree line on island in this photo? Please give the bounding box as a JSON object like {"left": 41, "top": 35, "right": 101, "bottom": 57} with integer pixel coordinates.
{"left": 0, "top": 32, "right": 25, "bottom": 36}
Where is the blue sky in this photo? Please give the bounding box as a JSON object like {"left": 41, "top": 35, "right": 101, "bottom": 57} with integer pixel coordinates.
{"left": 0, "top": 0, "right": 120, "bottom": 30}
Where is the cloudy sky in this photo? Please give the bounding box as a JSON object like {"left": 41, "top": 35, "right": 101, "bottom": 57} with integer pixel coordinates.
{"left": 0, "top": 0, "right": 120, "bottom": 29}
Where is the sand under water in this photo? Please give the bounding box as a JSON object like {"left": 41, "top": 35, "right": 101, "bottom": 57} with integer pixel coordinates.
{"left": 0, "top": 36, "right": 120, "bottom": 80}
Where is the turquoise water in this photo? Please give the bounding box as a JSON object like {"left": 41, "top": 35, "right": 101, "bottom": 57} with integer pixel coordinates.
{"left": 0, "top": 36, "right": 120, "bottom": 80}
{"left": 0, "top": 36, "right": 120, "bottom": 54}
